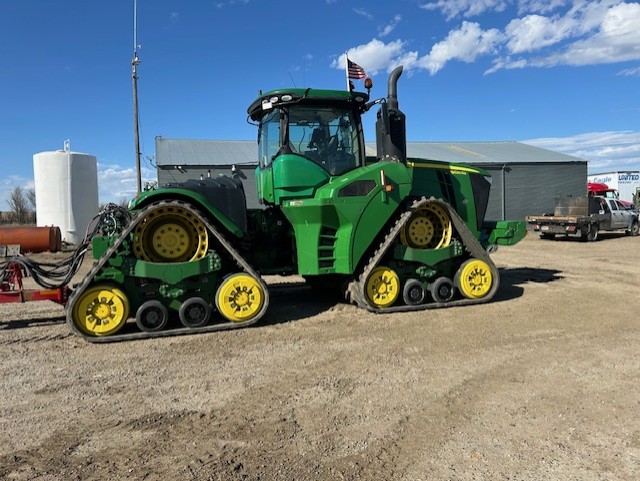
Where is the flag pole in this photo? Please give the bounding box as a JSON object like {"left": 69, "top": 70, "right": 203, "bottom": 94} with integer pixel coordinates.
{"left": 344, "top": 53, "right": 350, "bottom": 91}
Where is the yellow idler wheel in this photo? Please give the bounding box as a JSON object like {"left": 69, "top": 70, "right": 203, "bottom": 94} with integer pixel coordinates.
{"left": 400, "top": 203, "right": 452, "bottom": 249}
{"left": 454, "top": 259, "right": 493, "bottom": 299}
{"left": 72, "top": 285, "right": 130, "bottom": 337}
{"left": 215, "top": 273, "right": 266, "bottom": 322}
{"left": 132, "top": 205, "right": 208, "bottom": 262}
{"left": 365, "top": 266, "right": 400, "bottom": 308}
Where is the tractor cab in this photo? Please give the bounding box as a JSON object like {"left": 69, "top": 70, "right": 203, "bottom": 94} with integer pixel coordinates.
{"left": 248, "top": 89, "right": 370, "bottom": 205}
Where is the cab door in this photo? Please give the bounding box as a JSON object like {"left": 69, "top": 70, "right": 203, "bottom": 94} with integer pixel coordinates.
{"left": 615, "top": 200, "right": 634, "bottom": 229}
{"left": 608, "top": 199, "right": 625, "bottom": 229}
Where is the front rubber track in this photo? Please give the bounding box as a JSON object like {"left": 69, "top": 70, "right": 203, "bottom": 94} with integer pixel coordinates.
{"left": 347, "top": 197, "right": 501, "bottom": 313}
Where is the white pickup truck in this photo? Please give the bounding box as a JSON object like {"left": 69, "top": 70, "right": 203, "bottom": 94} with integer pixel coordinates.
{"left": 526, "top": 195, "right": 639, "bottom": 241}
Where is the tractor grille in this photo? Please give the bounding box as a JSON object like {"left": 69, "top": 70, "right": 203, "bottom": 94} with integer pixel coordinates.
{"left": 437, "top": 171, "right": 458, "bottom": 210}
{"left": 318, "top": 226, "right": 337, "bottom": 269}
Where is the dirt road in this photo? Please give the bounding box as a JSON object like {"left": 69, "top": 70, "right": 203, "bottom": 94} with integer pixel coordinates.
{"left": 1, "top": 233, "right": 639, "bottom": 480}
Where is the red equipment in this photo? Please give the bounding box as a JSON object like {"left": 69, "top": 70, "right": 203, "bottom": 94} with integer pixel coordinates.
{"left": 0, "top": 262, "right": 69, "bottom": 304}
{"left": 587, "top": 182, "right": 633, "bottom": 208}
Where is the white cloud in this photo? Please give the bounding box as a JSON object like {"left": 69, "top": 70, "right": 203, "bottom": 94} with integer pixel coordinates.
{"left": 337, "top": 2, "right": 640, "bottom": 76}
{"left": 487, "top": 1, "right": 640, "bottom": 72}
{"left": 97, "top": 163, "right": 156, "bottom": 205}
{"left": 554, "top": 2, "right": 640, "bottom": 66}
{"left": 331, "top": 39, "right": 409, "bottom": 75}
{"left": 353, "top": 8, "right": 374, "bottom": 21}
{"left": 505, "top": 14, "right": 574, "bottom": 54}
{"left": 524, "top": 130, "right": 640, "bottom": 172}
{"left": 1, "top": 175, "right": 33, "bottom": 212}
{"left": 419, "top": 21, "right": 502, "bottom": 74}
{"left": 422, "top": 0, "right": 586, "bottom": 20}
{"left": 517, "top": 0, "right": 569, "bottom": 15}
{"left": 421, "top": 0, "right": 509, "bottom": 21}
{"left": 379, "top": 14, "right": 402, "bottom": 37}
{"left": 617, "top": 65, "right": 640, "bottom": 76}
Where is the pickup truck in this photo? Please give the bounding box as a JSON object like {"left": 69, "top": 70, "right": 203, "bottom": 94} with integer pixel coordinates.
{"left": 526, "top": 195, "right": 639, "bottom": 241}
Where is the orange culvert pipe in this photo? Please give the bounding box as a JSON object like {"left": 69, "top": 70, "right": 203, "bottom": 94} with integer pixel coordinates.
{"left": 0, "top": 226, "right": 62, "bottom": 253}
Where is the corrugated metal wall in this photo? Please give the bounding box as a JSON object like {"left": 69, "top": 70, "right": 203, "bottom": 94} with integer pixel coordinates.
{"left": 482, "top": 162, "right": 587, "bottom": 220}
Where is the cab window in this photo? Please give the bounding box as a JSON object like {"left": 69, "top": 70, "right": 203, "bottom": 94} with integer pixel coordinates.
{"left": 258, "top": 109, "right": 281, "bottom": 168}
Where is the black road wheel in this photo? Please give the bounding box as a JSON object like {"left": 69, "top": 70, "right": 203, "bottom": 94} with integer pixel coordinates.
{"left": 429, "top": 277, "right": 455, "bottom": 303}
{"left": 402, "top": 279, "right": 426, "bottom": 306}
{"left": 135, "top": 300, "right": 169, "bottom": 332}
{"left": 179, "top": 297, "right": 212, "bottom": 328}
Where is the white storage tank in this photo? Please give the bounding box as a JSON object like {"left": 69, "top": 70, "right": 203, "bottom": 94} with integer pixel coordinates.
{"left": 33, "top": 140, "right": 99, "bottom": 245}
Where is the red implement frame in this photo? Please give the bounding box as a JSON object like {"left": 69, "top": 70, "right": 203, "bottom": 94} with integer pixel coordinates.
{"left": 0, "top": 262, "right": 69, "bottom": 305}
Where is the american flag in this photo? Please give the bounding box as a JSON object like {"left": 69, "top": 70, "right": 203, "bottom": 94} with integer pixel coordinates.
{"left": 347, "top": 58, "right": 367, "bottom": 79}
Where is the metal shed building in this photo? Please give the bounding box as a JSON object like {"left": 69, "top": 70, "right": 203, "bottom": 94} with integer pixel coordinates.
{"left": 155, "top": 137, "right": 587, "bottom": 220}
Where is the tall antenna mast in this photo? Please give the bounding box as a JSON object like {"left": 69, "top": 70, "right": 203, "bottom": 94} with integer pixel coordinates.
{"left": 132, "top": 0, "right": 142, "bottom": 194}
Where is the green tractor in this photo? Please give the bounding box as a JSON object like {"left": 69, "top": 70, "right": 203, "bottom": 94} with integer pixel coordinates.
{"left": 66, "top": 66, "right": 526, "bottom": 342}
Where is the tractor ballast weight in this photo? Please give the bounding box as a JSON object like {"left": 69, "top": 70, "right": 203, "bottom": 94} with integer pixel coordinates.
{"left": 65, "top": 66, "right": 526, "bottom": 342}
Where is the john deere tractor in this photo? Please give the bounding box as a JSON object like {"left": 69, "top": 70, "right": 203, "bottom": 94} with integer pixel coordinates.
{"left": 66, "top": 66, "right": 526, "bottom": 342}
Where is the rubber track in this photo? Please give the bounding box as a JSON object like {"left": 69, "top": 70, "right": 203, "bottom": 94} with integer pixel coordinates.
{"left": 65, "top": 200, "right": 270, "bottom": 343}
{"left": 346, "top": 197, "right": 500, "bottom": 312}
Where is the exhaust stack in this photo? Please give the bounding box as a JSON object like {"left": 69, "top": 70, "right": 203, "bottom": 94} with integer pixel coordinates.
{"left": 376, "top": 66, "right": 406, "bottom": 163}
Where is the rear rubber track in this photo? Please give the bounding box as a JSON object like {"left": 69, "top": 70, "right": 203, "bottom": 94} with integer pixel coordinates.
{"left": 65, "top": 200, "right": 269, "bottom": 343}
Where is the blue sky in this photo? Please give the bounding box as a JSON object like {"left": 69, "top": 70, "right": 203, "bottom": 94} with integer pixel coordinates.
{"left": 1, "top": 0, "right": 639, "bottom": 206}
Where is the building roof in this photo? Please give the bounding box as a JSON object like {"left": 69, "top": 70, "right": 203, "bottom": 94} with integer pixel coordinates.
{"left": 399, "top": 141, "right": 585, "bottom": 165}
{"left": 156, "top": 137, "right": 257, "bottom": 168}
{"left": 155, "top": 137, "right": 585, "bottom": 167}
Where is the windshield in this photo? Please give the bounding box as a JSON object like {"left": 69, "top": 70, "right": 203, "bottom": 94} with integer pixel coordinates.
{"left": 258, "top": 105, "right": 362, "bottom": 176}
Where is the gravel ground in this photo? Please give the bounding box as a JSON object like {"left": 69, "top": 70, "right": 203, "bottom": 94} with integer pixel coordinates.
{"left": 1, "top": 232, "right": 639, "bottom": 480}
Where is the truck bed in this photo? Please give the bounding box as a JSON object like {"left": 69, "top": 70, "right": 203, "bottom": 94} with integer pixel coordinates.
{"left": 525, "top": 213, "right": 607, "bottom": 224}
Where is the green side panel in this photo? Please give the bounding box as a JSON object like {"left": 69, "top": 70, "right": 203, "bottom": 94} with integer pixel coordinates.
{"left": 256, "top": 155, "right": 330, "bottom": 205}
{"left": 407, "top": 158, "right": 486, "bottom": 238}
{"left": 128, "top": 187, "right": 245, "bottom": 238}
{"left": 93, "top": 252, "right": 221, "bottom": 285}
{"left": 271, "top": 155, "right": 331, "bottom": 204}
{"left": 484, "top": 220, "right": 527, "bottom": 246}
{"left": 124, "top": 253, "right": 222, "bottom": 284}
{"left": 91, "top": 235, "right": 114, "bottom": 260}
{"left": 255, "top": 166, "right": 273, "bottom": 204}
{"left": 393, "top": 241, "right": 465, "bottom": 265}
{"left": 281, "top": 162, "right": 411, "bottom": 275}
